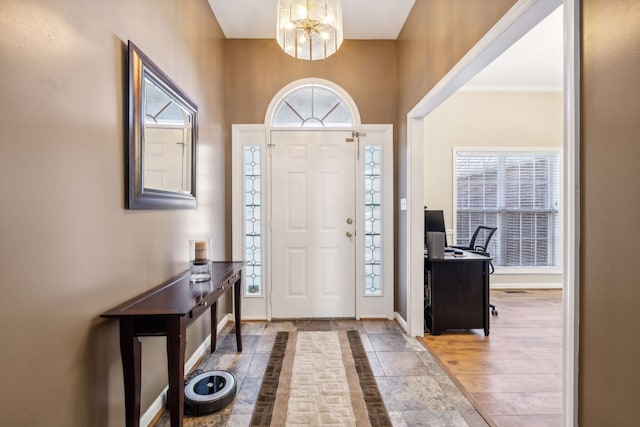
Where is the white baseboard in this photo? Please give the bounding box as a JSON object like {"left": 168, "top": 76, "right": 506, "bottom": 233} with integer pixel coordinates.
{"left": 394, "top": 312, "right": 409, "bottom": 334}
{"left": 359, "top": 314, "right": 395, "bottom": 320}
{"left": 240, "top": 315, "right": 268, "bottom": 321}
{"left": 491, "top": 283, "right": 563, "bottom": 290}
{"left": 140, "top": 313, "right": 233, "bottom": 426}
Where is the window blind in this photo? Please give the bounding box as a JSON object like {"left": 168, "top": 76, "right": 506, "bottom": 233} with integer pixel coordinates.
{"left": 455, "top": 151, "right": 560, "bottom": 268}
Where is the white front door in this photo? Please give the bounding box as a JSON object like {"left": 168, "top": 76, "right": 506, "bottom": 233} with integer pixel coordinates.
{"left": 270, "top": 130, "right": 356, "bottom": 318}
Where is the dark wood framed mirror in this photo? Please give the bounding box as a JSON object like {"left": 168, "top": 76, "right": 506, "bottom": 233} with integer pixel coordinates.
{"left": 127, "top": 40, "right": 198, "bottom": 209}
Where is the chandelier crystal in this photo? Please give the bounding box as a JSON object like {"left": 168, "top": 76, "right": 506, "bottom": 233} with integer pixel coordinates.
{"left": 276, "top": 0, "right": 343, "bottom": 60}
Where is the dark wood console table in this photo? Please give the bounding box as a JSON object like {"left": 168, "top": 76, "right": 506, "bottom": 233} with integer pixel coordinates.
{"left": 424, "top": 251, "right": 490, "bottom": 336}
{"left": 101, "top": 261, "right": 243, "bottom": 427}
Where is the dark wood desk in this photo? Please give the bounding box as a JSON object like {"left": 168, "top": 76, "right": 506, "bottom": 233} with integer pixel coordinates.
{"left": 424, "top": 251, "right": 490, "bottom": 336}
{"left": 101, "top": 261, "right": 243, "bottom": 427}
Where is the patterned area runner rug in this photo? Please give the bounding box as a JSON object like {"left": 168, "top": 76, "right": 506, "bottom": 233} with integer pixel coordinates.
{"left": 250, "top": 330, "right": 392, "bottom": 427}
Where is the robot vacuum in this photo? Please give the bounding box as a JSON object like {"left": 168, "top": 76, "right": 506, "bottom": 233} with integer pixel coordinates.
{"left": 184, "top": 369, "right": 237, "bottom": 416}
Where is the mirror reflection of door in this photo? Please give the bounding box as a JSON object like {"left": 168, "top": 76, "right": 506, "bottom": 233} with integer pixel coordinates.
{"left": 143, "top": 78, "right": 193, "bottom": 193}
{"left": 144, "top": 126, "right": 191, "bottom": 192}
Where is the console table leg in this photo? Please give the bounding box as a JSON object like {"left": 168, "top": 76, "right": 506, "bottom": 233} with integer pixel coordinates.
{"left": 119, "top": 319, "right": 141, "bottom": 427}
{"left": 210, "top": 301, "right": 218, "bottom": 352}
{"left": 234, "top": 279, "right": 243, "bottom": 352}
{"left": 166, "top": 316, "right": 186, "bottom": 427}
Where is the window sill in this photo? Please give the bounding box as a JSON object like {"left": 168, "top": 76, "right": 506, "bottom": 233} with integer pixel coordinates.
{"left": 494, "top": 267, "right": 562, "bottom": 275}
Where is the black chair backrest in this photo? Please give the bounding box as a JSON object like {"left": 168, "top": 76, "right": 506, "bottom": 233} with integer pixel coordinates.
{"left": 469, "top": 226, "right": 497, "bottom": 253}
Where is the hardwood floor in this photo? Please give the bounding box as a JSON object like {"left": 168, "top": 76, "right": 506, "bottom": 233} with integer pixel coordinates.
{"left": 418, "top": 289, "right": 563, "bottom": 427}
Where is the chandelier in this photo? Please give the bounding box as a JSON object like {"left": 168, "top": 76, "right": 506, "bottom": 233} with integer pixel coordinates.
{"left": 276, "top": 0, "right": 343, "bottom": 60}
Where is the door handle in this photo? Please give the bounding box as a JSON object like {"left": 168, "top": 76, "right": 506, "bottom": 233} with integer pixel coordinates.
{"left": 346, "top": 231, "right": 354, "bottom": 238}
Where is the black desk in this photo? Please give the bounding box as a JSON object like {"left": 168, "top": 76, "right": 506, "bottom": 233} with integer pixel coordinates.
{"left": 424, "top": 251, "right": 490, "bottom": 336}
{"left": 101, "top": 261, "right": 243, "bottom": 427}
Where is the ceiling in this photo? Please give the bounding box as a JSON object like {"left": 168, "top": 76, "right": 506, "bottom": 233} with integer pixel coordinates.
{"left": 463, "top": 5, "right": 563, "bottom": 91}
{"left": 207, "top": 0, "right": 416, "bottom": 39}
{"left": 207, "top": 1, "right": 563, "bottom": 91}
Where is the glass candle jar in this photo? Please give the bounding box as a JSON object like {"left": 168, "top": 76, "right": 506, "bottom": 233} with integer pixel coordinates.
{"left": 189, "top": 238, "right": 213, "bottom": 282}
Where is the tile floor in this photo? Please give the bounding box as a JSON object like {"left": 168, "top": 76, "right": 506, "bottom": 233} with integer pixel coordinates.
{"left": 153, "top": 319, "right": 488, "bottom": 427}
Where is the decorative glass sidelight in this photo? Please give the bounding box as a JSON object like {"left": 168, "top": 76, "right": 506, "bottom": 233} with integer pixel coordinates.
{"left": 364, "top": 145, "right": 382, "bottom": 296}
{"left": 244, "top": 145, "right": 262, "bottom": 296}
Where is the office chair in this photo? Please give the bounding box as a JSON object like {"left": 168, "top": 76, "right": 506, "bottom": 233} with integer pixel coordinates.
{"left": 452, "top": 225, "right": 497, "bottom": 253}
{"left": 453, "top": 225, "right": 499, "bottom": 316}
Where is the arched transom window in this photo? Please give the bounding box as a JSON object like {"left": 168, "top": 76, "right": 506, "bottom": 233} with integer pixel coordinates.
{"left": 271, "top": 84, "right": 355, "bottom": 127}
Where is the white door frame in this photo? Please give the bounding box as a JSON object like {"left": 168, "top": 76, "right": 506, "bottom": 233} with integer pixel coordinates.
{"left": 404, "top": 0, "right": 579, "bottom": 425}
{"left": 232, "top": 124, "right": 394, "bottom": 321}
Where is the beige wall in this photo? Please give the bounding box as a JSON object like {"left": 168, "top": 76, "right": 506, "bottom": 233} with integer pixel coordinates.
{"left": 423, "top": 91, "right": 563, "bottom": 287}
{"left": 580, "top": 0, "right": 640, "bottom": 424}
{"left": 2, "top": 0, "right": 638, "bottom": 424}
{"left": 225, "top": 39, "right": 397, "bottom": 126}
{"left": 0, "top": 0, "right": 226, "bottom": 425}
{"left": 396, "top": 0, "right": 517, "bottom": 317}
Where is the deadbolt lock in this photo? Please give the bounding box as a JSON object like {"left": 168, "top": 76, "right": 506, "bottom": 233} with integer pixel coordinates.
{"left": 346, "top": 218, "right": 353, "bottom": 224}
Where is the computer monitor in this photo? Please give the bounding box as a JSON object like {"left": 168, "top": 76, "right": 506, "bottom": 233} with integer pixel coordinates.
{"left": 424, "top": 209, "right": 448, "bottom": 247}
